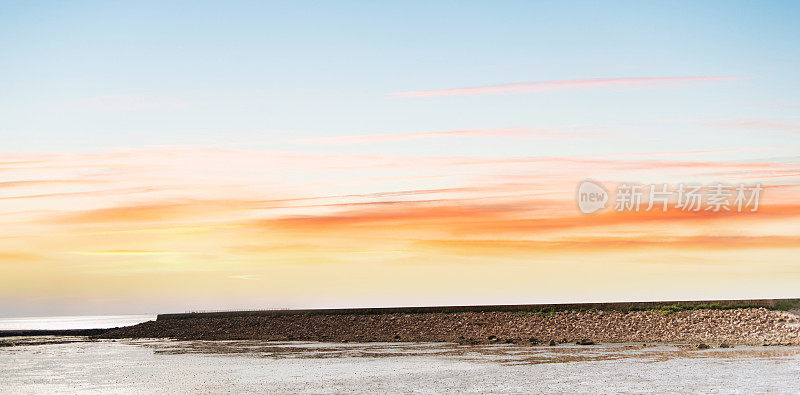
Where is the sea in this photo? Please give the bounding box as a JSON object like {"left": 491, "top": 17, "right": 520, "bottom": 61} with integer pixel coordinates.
{"left": 0, "top": 315, "right": 156, "bottom": 330}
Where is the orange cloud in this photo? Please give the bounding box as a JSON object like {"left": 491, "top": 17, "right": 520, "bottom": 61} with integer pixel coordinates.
{"left": 392, "top": 76, "right": 740, "bottom": 97}
{"left": 266, "top": 203, "right": 526, "bottom": 229}
{"left": 416, "top": 235, "right": 800, "bottom": 255}
{"left": 243, "top": 196, "right": 800, "bottom": 238}
{"left": 2, "top": 145, "right": 799, "bottom": 314}
{"left": 48, "top": 200, "right": 278, "bottom": 224}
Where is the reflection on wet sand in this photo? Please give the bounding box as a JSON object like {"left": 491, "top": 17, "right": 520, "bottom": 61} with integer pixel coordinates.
{"left": 0, "top": 336, "right": 92, "bottom": 348}
{"left": 143, "top": 339, "right": 800, "bottom": 365}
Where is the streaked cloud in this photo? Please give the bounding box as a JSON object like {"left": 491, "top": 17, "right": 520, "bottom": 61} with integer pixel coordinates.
{"left": 715, "top": 120, "right": 800, "bottom": 133}
{"left": 1, "top": 145, "right": 798, "bottom": 314}
{"left": 251, "top": 200, "right": 800, "bottom": 236}
{"left": 0, "top": 180, "right": 106, "bottom": 189}
{"left": 416, "top": 235, "right": 800, "bottom": 255}
{"left": 392, "top": 76, "right": 740, "bottom": 97}
{"left": 227, "top": 274, "right": 260, "bottom": 281}
{"left": 71, "top": 250, "right": 188, "bottom": 256}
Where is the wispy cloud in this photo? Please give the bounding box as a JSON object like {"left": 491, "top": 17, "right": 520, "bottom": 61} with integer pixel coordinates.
{"left": 714, "top": 120, "right": 800, "bottom": 133}
{"left": 254, "top": 200, "right": 800, "bottom": 236}
{"left": 416, "top": 235, "right": 800, "bottom": 255}
{"left": 392, "top": 76, "right": 740, "bottom": 98}
{"left": 0, "top": 180, "right": 107, "bottom": 189}
{"left": 293, "top": 127, "right": 594, "bottom": 145}
{"left": 2, "top": 145, "right": 798, "bottom": 313}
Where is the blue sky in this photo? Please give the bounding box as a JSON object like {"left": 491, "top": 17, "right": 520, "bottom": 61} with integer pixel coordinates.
{"left": 2, "top": 1, "right": 799, "bottom": 158}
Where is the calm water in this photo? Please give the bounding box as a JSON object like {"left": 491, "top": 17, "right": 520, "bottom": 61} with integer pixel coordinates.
{"left": 2, "top": 339, "right": 800, "bottom": 393}
{"left": 0, "top": 315, "right": 155, "bottom": 330}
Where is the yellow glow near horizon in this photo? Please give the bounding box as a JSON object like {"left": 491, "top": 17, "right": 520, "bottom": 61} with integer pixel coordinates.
{"left": 1, "top": 147, "right": 799, "bottom": 316}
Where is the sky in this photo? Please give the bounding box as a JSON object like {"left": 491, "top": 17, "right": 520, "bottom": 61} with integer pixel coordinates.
{"left": 1, "top": 1, "right": 799, "bottom": 317}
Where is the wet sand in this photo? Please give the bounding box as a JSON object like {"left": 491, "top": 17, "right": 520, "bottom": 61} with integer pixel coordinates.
{"left": 2, "top": 338, "right": 800, "bottom": 393}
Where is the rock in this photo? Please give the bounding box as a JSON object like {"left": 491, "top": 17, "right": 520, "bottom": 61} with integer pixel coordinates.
{"left": 576, "top": 339, "right": 595, "bottom": 345}
{"left": 548, "top": 340, "right": 557, "bottom": 346}
{"left": 697, "top": 343, "right": 711, "bottom": 349}
{"left": 719, "top": 343, "right": 731, "bottom": 348}
{"left": 487, "top": 335, "right": 497, "bottom": 342}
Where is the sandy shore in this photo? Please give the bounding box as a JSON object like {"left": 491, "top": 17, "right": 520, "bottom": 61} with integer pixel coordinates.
{"left": 100, "top": 307, "right": 800, "bottom": 346}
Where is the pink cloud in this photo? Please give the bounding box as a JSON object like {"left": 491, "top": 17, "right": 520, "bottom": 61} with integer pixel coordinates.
{"left": 715, "top": 120, "right": 800, "bottom": 133}
{"left": 392, "top": 76, "right": 741, "bottom": 98}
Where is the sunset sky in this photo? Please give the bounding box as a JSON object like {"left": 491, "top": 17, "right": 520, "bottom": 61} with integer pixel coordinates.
{"left": 2, "top": 1, "right": 800, "bottom": 317}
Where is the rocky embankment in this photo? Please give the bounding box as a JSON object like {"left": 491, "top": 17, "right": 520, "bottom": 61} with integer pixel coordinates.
{"left": 99, "top": 308, "right": 800, "bottom": 346}
{"left": 0, "top": 329, "right": 108, "bottom": 338}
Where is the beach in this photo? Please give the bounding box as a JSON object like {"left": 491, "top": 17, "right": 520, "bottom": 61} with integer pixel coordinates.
{"left": 3, "top": 339, "right": 800, "bottom": 393}
{"left": 4, "top": 302, "right": 800, "bottom": 393}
